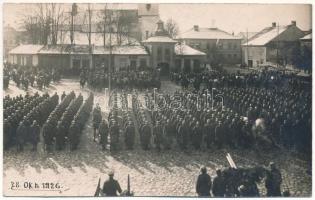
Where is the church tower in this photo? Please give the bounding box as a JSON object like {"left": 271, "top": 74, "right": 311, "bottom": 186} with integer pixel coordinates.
{"left": 138, "top": 4, "right": 160, "bottom": 41}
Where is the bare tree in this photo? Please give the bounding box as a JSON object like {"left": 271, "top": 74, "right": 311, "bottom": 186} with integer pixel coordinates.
{"left": 165, "top": 18, "right": 179, "bottom": 39}
{"left": 21, "top": 3, "right": 66, "bottom": 45}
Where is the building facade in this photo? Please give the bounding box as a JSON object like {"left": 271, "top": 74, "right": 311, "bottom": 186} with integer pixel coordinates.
{"left": 180, "top": 25, "right": 242, "bottom": 65}
{"left": 242, "top": 21, "right": 306, "bottom": 68}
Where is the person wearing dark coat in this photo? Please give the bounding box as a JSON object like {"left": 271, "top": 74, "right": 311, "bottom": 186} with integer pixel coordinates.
{"left": 102, "top": 171, "right": 122, "bottom": 196}
{"left": 99, "top": 120, "right": 109, "bottom": 151}
{"left": 196, "top": 166, "right": 212, "bottom": 197}
{"left": 212, "top": 169, "right": 226, "bottom": 197}
{"left": 265, "top": 162, "right": 282, "bottom": 197}
{"left": 30, "top": 120, "right": 40, "bottom": 151}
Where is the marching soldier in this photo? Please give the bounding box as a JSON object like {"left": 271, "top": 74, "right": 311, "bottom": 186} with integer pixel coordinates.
{"left": 42, "top": 120, "right": 54, "bottom": 152}
{"left": 110, "top": 121, "right": 120, "bottom": 152}
{"left": 265, "top": 162, "right": 282, "bottom": 197}
{"left": 153, "top": 121, "right": 163, "bottom": 151}
{"left": 99, "top": 120, "right": 109, "bottom": 151}
{"left": 140, "top": 122, "right": 151, "bottom": 150}
{"left": 30, "top": 120, "right": 40, "bottom": 151}
{"left": 56, "top": 121, "right": 66, "bottom": 151}
{"left": 16, "top": 121, "right": 26, "bottom": 152}
{"left": 61, "top": 91, "right": 66, "bottom": 101}
{"left": 192, "top": 121, "right": 202, "bottom": 150}
{"left": 93, "top": 104, "right": 102, "bottom": 142}
{"left": 69, "top": 121, "right": 80, "bottom": 151}
{"left": 178, "top": 119, "right": 189, "bottom": 150}
{"left": 124, "top": 121, "right": 135, "bottom": 150}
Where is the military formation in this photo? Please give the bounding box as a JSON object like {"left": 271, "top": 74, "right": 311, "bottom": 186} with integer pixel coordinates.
{"left": 3, "top": 62, "right": 61, "bottom": 90}
{"left": 169, "top": 68, "right": 311, "bottom": 154}
{"left": 43, "top": 91, "right": 93, "bottom": 152}
{"left": 4, "top": 92, "right": 58, "bottom": 151}
{"left": 83, "top": 68, "right": 161, "bottom": 90}
{"left": 4, "top": 91, "right": 93, "bottom": 152}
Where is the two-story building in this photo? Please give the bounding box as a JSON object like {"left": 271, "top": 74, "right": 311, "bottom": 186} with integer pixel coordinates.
{"left": 242, "top": 21, "right": 305, "bottom": 68}
{"left": 180, "top": 25, "right": 242, "bottom": 65}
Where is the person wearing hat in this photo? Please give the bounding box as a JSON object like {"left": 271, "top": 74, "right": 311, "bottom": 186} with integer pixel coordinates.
{"left": 124, "top": 121, "right": 135, "bottom": 150}
{"left": 265, "top": 162, "right": 282, "bottom": 197}
{"left": 92, "top": 104, "right": 102, "bottom": 142}
{"left": 30, "top": 120, "right": 40, "bottom": 151}
{"left": 196, "top": 166, "right": 212, "bottom": 196}
{"left": 212, "top": 169, "right": 226, "bottom": 197}
{"left": 99, "top": 120, "right": 109, "bottom": 151}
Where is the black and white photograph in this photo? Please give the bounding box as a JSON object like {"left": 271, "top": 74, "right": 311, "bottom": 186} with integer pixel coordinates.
{"left": 2, "top": 2, "right": 312, "bottom": 197}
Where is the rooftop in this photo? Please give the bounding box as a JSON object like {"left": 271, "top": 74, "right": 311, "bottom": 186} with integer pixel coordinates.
{"left": 174, "top": 43, "right": 206, "bottom": 56}
{"left": 246, "top": 26, "right": 289, "bottom": 46}
{"left": 300, "top": 33, "right": 312, "bottom": 40}
{"left": 57, "top": 32, "right": 140, "bottom": 46}
{"left": 142, "top": 36, "right": 177, "bottom": 43}
{"left": 180, "top": 27, "right": 241, "bottom": 40}
{"left": 9, "top": 45, "right": 44, "bottom": 55}
{"left": 93, "top": 45, "right": 148, "bottom": 55}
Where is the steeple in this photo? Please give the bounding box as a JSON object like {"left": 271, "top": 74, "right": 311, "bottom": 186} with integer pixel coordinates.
{"left": 155, "top": 20, "right": 168, "bottom": 36}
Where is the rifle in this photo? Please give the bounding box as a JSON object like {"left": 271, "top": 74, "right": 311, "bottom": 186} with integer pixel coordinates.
{"left": 94, "top": 177, "right": 101, "bottom": 197}
{"left": 226, "top": 153, "right": 237, "bottom": 169}
{"left": 127, "top": 174, "right": 131, "bottom": 196}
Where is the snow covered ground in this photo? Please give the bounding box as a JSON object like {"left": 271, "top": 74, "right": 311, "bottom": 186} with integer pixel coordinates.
{"left": 3, "top": 79, "right": 311, "bottom": 197}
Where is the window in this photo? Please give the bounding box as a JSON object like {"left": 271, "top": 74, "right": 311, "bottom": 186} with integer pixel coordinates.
{"left": 157, "top": 47, "right": 163, "bottom": 61}
{"left": 233, "top": 54, "right": 237, "bottom": 58}
{"left": 193, "top": 59, "right": 201, "bottom": 73}
{"left": 140, "top": 59, "right": 147, "bottom": 67}
{"left": 165, "top": 48, "right": 171, "bottom": 62}
{"left": 146, "top": 31, "right": 149, "bottom": 39}
{"left": 233, "top": 44, "right": 237, "bottom": 49}
{"left": 146, "top": 4, "right": 151, "bottom": 11}
{"left": 175, "top": 59, "right": 181, "bottom": 72}
{"left": 228, "top": 42, "right": 232, "bottom": 49}
{"left": 130, "top": 60, "right": 137, "bottom": 69}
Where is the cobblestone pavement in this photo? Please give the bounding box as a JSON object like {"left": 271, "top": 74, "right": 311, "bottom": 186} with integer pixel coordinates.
{"left": 3, "top": 79, "right": 312, "bottom": 197}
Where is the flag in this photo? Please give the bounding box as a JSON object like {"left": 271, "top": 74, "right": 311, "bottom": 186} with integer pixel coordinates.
{"left": 94, "top": 178, "right": 101, "bottom": 197}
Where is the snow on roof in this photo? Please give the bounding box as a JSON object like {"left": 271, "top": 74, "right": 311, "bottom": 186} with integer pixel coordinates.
{"left": 142, "top": 36, "right": 177, "bottom": 43}
{"left": 106, "top": 3, "right": 138, "bottom": 10}
{"left": 57, "top": 32, "right": 140, "bottom": 46}
{"left": 39, "top": 45, "right": 71, "bottom": 54}
{"left": 94, "top": 45, "right": 148, "bottom": 55}
{"left": 180, "top": 27, "right": 241, "bottom": 40}
{"left": 9, "top": 45, "right": 44, "bottom": 55}
{"left": 300, "top": 33, "right": 312, "bottom": 40}
{"left": 174, "top": 43, "right": 206, "bottom": 56}
{"left": 246, "top": 26, "right": 288, "bottom": 46}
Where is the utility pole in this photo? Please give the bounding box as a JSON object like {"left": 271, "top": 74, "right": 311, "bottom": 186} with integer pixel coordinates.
{"left": 88, "top": 3, "right": 93, "bottom": 70}
{"left": 246, "top": 28, "right": 249, "bottom": 68}
{"left": 276, "top": 22, "right": 280, "bottom": 68}
{"left": 108, "top": 14, "right": 112, "bottom": 93}
{"left": 70, "top": 3, "right": 78, "bottom": 45}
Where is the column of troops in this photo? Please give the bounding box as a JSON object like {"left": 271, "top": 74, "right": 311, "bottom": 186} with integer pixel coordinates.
{"left": 43, "top": 91, "right": 94, "bottom": 152}
{"left": 4, "top": 63, "right": 61, "bottom": 90}
{"left": 92, "top": 91, "right": 137, "bottom": 151}
{"left": 169, "top": 69, "right": 311, "bottom": 153}
{"left": 4, "top": 91, "right": 93, "bottom": 152}
{"left": 4, "top": 92, "right": 59, "bottom": 151}
{"left": 82, "top": 69, "right": 161, "bottom": 90}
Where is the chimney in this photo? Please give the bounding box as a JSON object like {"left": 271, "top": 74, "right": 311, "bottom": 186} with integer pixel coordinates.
{"left": 291, "top": 21, "right": 296, "bottom": 26}
{"left": 194, "top": 25, "right": 199, "bottom": 31}
{"left": 272, "top": 22, "right": 276, "bottom": 27}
